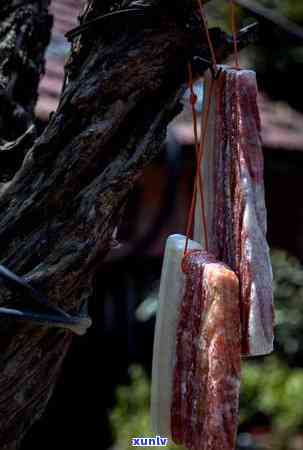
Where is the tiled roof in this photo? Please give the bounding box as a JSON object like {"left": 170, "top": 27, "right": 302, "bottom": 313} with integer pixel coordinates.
{"left": 35, "top": 0, "right": 80, "bottom": 119}
{"left": 36, "top": 1, "right": 303, "bottom": 152}
{"left": 259, "top": 94, "right": 303, "bottom": 152}
{"left": 170, "top": 90, "right": 303, "bottom": 152}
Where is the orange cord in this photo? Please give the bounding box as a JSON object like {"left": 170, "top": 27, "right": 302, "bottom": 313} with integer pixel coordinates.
{"left": 183, "top": 0, "right": 241, "bottom": 267}
{"left": 183, "top": 0, "right": 219, "bottom": 261}
{"left": 230, "top": 0, "right": 240, "bottom": 69}
{"left": 196, "top": 78, "right": 215, "bottom": 251}
{"left": 183, "top": 70, "right": 214, "bottom": 259}
{"left": 197, "top": 0, "right": 218, "bottom": 76}
{"left": 184, "top": 63, "right": 200, "bottom": 256}
{"left": 187, "top": 63, "right": 204, "bottom": 237}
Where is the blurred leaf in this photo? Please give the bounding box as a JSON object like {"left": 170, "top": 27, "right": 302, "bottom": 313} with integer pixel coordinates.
{"left": 271, "top": 250, "right": 303, "bottom": 364}
{"left": 111, "top": 250, "right": 303, "bottom": 450}
{"left": 110, "top": 365, "right": 184, "bottom": 450}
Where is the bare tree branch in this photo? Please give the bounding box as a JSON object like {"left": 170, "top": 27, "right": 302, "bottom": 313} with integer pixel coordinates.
{"left": 0, "top": 2, "right": 198, "bottom": 447}
{"left": 0, "top": 0, "right": 52, "bottom": 141}
{"left": 235, "top": 0, "right": 303, "bottom": 43}
{"left": 0, "top": 125, "right": 36, "bottom": 182}
{"left": 0, "top": 0, "right": 260, "bottom": 447}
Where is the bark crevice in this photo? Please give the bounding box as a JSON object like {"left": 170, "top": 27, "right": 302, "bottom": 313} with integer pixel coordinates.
{"left": 0, "top": 1, "right": 197, "bottom": 446}
{"left": 0, "top": 0, "right": 264, "bottom": 446}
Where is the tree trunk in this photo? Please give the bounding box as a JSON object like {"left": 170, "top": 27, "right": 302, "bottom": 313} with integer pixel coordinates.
{"left": 0, "top": 0, "right": 52, "bottom": 140}
{"left": 0, "top": 0, "right": 203, "bottom": 447}
{"left": 0, "top": 0, "right": 256, "bottom": 446}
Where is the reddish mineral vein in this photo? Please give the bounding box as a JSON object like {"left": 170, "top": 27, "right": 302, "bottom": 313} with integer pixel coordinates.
{"left": 195, "top": 67, "right": 274, "bottom": 356}
{"left": 171, "top": 251, "right": 241, "bottom": 450}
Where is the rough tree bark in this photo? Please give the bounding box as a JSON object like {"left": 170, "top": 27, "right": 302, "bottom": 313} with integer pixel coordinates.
{"left": 0, "top": 1, "right": 52, "bottom": 138}
{"left": 0, "top": 0, "right": 255, "bottom": 448}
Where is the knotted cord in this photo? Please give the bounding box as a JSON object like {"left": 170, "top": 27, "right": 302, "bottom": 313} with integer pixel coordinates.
{"left": 184, "top": 63, "right": 205, "bottom": 250}
{"left": 183, "top": 0, "right": 242, "bottom": 266}
{"left": 183, "top": 0, "right": 218, "bottom": 261}
{"left": 197, "top": 0, "right": 218, "bottom": 77}
{"left": 183, "top": 73, "right": 214, "bottom": 260}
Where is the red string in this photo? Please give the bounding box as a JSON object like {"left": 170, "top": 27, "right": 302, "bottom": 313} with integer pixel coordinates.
{"left": 197, "top": 0, "right": 218, "bottom": 76}
{"left": 196, "top": 79, "right": 215, "bottom": 251}
{"left": 188, "top": 63, "right": 205, "bottom": 235}
{"left": 183, "top": 0, "right": 219, "bottom": 263}
{"left": 230, "top": 0, "right": 240, "bottom": 69}
{"left": 183, "top": 1, "right": 240, "bottom": 269}
{"left": 183, "top": 72, "right": 214, "bottom": 259}
{"left": 184, "top": 64, "right": 200, "bottom": 256}
{"left": 184, "top": 173, "right": 198, "bottom": 256}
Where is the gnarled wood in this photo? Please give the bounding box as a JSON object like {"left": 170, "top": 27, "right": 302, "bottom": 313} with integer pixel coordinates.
{"left": 0, "top": 0, "right": 262, "bottom": 447}
{"left": 0, "top": 0, "right": 52, "bottom": 140}
{"left": 0, "top": 1, "right": 201, "bottom": 447}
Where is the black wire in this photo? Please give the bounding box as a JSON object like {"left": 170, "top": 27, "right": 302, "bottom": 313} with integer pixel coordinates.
{"left": 0, "top": 264, "right": 69, "bottom": 317}
{"left": 65, "top": 8, "right": 146, "bottom": 41}
{"left": 0, "top": 265, "right": 91, "bottom": 335}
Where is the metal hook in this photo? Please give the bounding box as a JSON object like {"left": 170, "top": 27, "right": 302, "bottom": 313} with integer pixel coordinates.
{"left": 211, "top": 65, "right": 222, "bottom": 80}
{"left": 192, "top": 56, "right": 222, "bottom": 80}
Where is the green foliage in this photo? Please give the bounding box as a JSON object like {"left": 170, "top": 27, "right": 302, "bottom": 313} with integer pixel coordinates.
{"left": 240, "top": 356, "right": 303, "bottom": 449}
{"left": 240, "top": 250, "right": 303, "bottom": 448}
{"left": 110, "top": 365, "right": 183, "bottom": 450}
{"left": 206, "top": 0, "right": 303, "bottom": 31}
{"left": 206, "top": 0, "right": 303, "bottom": 109}
{"left": 110, "top": 366, "right": 151, "bottom": 449}
{"left": 272, "top": 250, "right": 303, "bottom": 364}
{"left": 111, "top": 250, "right": 303, "bottom": 450}
{"left": 276, "top": 0, "right": 303, "bottom": 22}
